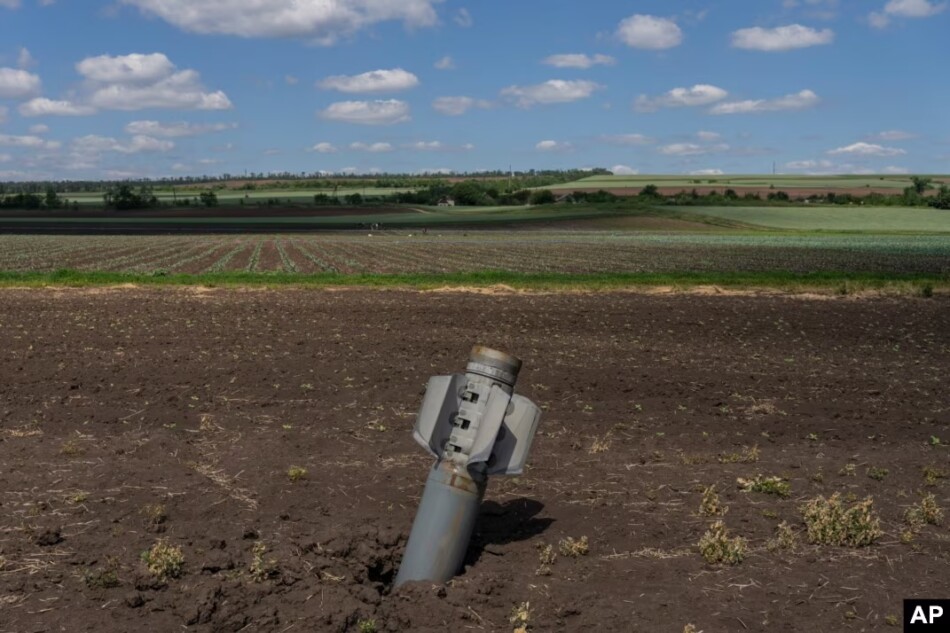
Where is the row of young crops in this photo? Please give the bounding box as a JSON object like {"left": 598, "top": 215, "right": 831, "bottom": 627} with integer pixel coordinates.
{"left": 0, "top": 233, "right": 948, "bottom": 275}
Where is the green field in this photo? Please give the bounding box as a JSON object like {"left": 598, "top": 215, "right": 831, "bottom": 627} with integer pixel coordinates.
{"left": 673, "top": 206, "right": 950, "bottom": 232}
{"left": 547, "top": 174, "right": 950, "bottom": 191}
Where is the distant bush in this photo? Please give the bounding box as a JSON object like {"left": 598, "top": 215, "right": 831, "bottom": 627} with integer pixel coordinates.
{"left": 529, "top": 189, "right": 556, "bottom": 205}
{"left": 929, "top": 185, "right": 950, "bottom": 210}
{"left": 103, "top": 184, "right": 158, "bottom": 210}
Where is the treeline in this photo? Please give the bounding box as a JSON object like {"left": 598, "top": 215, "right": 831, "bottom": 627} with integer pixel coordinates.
{"left": 632, "top": 183, "right": 950, "bottom": 209}
{"left": 0, "top": 169, "right": 609, "bottom": 195}
{"left": 0, "top": 188, "right": 71, "bottom": 210}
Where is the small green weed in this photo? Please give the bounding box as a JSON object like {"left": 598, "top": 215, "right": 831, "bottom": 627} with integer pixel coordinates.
{"left": 699, "top": 485, "right": 725, "bottom": 516}
{"left": 867, "top": 467, "right": 889, "bottom": 481}
{"left": 766, "top": 521, "right": 799, "bottom": 552}
{"left": 357, "top": 619, "right": 377, "bottom": 633}
{"left": 698, "top": 521, "right": 746, "bottom": 565}
{"left": 249, "top": 541, "right": 279, "bottom": 582}
{"left": 558, "top": 536, "right": 589, "bottom": 557}
{"left": 905, "top": 493, "right": 943, "bottom": 530}
{"left": 718, "top": 445, "right": 759, "bottom": 464}
{"left": 141, "top": 540, "right": 184, "bottom": 579}
{"left": 738, "top": 475, "right": 791, "bottom": 497}
{"left": 801, "top": 494, "right": 882, "bottom": 547}
{"left": 287, "top": 466, "right": 307, "bottom": 482}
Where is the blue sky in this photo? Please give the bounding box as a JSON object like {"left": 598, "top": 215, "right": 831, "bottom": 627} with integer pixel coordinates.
{"left": 0, "top": 0, "right": 947, "bottom": 180}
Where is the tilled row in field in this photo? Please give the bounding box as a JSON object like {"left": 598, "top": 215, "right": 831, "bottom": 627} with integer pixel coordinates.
{"left": 0, "top": 232, "right": 948, "bottom": 275}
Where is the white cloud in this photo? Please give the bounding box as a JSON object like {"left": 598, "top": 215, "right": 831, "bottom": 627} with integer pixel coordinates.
{"left": 710, "top": 89, "right": 820, "bottom": 114}
{"left": 0, "top": 106, "right": 6, "bottom": 124}
{"left": 119, "top": 0, "right": 441, "bottom": 42}
{"left": 731, "top": 24, "right": 834, "bottom": 51}
{"left": 882, "top": 165, "right": 910, "bottom": 174}
{"left": 827, "top": 142, "right": 907, "bottom": 157}
{"left": 0, "top": 67, "right": 41, "bottom": 99}
{"left": 501, "top": 80, "right": 601, "bottom": 108}
{"left": 635, "top": 84, "right": 728, "bottom": 112}
{"left": 542, "top": 54, "right": 616, "bottom": 69}
{"left": 285, "top": 75, "right": 299, "bottom": 85}
{"left": 786, "top": 159, "right": 834, "bottom": 170}
{"left": 536, "top": 140, "right": 572, "bottom": 152}
{"left": 610, "top": 164, "right": 639, "bottom": 175}
{"left": 319, "top": 68, "right": 419, "bottom": 94}
{"left": 0, "top": 153, "right": 11, "bottom": 163}
{"left": 883, "top": 0, "right": 946, "bottom": 15}
{"left": 434, "top": 56, "right": 455, "bottom": 70}
{"left": 696, "top": 131, "right": 722, "bottom": 141}
{"left": 32, "top": 53, "right": 232, "bottom": 114}
{"left": 0, "top": 0, "right": 20, "bottom": 8}
{"left": 28, "top": 123, "right": 49, "bottom": 134}
{"left": 617, "top": 14, "right": 683, "bottom": 49}
{"left": 72, "top": 134, "right": 174, "bottom": 154}
{"left": 406, "top": 141, "right": 443, "bottom": 151}
{"left": 19, "top": 98, "right": 96, "bottom": 117}
{"left": 867, "top": 130, "right": 917, "bottom": 141}
{"left": 350, "top": 141, "right": 394, "bottom": 152}
{"left": 88, "top": 70, "right": 232, "bottom": 111}
{"left": 124, "top": 120, "right": 236, "bottom": 137}
{"left": 690, "top": 169, "right": 725, "bottom": 175}
{"left": 17, "top": 47, "right": 35, "bottom": 69}
{"left": 321, "top": 99, "right": 410, "bottom": 125}
{"left": 454, "top": 8, "right": 473, "bottom": 27}
{"left": 600, "top": 133, "right": 654, "bottom": 146}
{"left": 310, "top": 142, "right": 338, "bottom": 153}
{"left": 659, "top": 142, "right": 730, "bottom": 156}
{"left": 0, "top": 133, "right": 59, "bottom": 149}
{"left": 869, "top": 0, "right": 946, "bottom": 27}
{"left": 76, "top": 52, "right": 174, "bottom": 83}
{"left": 432, "top": 96, "right": 491, "bottom": 116}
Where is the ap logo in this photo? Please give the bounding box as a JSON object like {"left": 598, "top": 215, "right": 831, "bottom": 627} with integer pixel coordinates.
{"left": 905, "top": 600, "right": 950, "bottom": 632}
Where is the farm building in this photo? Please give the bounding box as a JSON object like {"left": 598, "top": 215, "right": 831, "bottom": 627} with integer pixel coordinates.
{"left": 437, "top": 197, "right": 456, "bottom": 207}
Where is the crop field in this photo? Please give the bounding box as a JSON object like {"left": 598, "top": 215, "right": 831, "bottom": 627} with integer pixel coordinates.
{"left": 548, "top": 174, "right": 950, "bottom": 191}
{"left": 669, "top": 206, "right": 950, "bottom": 232}
{"left": 0, "top": 233, "right": 948, "bottom": 277}
{"left": 0, "top": 288, "right": 947, "bottom": 632}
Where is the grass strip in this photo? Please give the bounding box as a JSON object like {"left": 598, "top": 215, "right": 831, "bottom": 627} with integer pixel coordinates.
{"left": 0, "top": 269, "right": 945, "bottom": 294}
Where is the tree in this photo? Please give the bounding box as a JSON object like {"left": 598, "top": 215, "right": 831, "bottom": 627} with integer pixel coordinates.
{"left": 529, "top": 189, "right": 556, "bottom": 205}
{"left": 639, "top": 184, "right": 660, "bottom": 198}
{"left": 199, "top": 190, "right": 218, "bottom": 207}
{"left": 911, "top": 176, "right": 933, "bottom": 195}
{"left": 929, "top": 185, "right": 950, "bottom": 210}
{"left": 344, "top": 193, "right": 364, "bottom": 205}
{"left": 103, "top": 184, "right": 157, "bottom": 210}
{"left": 44, "top": 187, "right": 62, "bottom": 209}
{"left": 451, "top": 181, "right": 489, "bottom": 206}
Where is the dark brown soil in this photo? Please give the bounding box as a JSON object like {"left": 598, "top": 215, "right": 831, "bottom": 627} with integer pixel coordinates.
{"left": 1, "top": 289, "right": 948, "bottom": 632}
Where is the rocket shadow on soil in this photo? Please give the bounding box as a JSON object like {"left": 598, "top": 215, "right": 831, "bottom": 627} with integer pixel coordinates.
{"left": 463, "top": 498, "right": 553, "bottom": 568}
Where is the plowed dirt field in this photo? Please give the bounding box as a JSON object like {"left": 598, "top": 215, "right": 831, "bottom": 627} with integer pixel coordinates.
{"left": 1, "top": 289, "right": 947, "bottom": 632}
